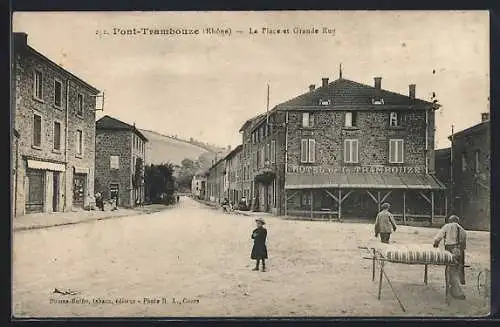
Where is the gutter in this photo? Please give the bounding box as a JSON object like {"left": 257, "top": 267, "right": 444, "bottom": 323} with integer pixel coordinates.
{"left": 64, "top": 79, "right": 70, "bottom": 211}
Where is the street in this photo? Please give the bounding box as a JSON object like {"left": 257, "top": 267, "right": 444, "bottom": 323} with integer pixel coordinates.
{"left": 13, "top": 197, "right": 490, "bottom": 317}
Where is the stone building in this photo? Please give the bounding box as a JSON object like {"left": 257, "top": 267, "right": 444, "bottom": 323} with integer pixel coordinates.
{"left": 205, "top": 156, "right": 226, "bottom": 203}
{"left": 226, "top": 145, "right": 243, "bottom": 204}
{"left": 11, "top": 32, "right": 100, "bottom": 216}
{"left": 233, "top": 72, "right": 446, "bottom": 225}
{"left": 95, "top": 115, "right": 148, "bottom": 208}
{"left": 191, "top": 172, "right": 207, "bottom": 199}
{"left": 435, "top": 113, "right": 490, "bottom": 231}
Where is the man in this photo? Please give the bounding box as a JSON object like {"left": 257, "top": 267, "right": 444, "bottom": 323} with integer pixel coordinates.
{"left": 374, "top": 202, "right": 397, "bottom": 243}
{"left": 433, "top": 215, "right": 467, "bottom": 300}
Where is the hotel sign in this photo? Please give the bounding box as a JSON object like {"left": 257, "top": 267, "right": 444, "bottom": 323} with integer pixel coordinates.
{"left": 287, "top": 164, "right": 424, "bottom": 174}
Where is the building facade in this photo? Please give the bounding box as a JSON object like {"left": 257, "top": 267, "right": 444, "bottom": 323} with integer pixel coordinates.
{"left": 191, "top": 173, "right": 207, "bottom": 199}
{"left": 95, "top": 115, "right": 148, "bottom": 208}
{"left": 439, "top": 113, "right": 490, "bottom": 231}
{"left": 12, "top": 32, "right": 100, "bottom": 216}
{"left": 207, "top": 74, "right": 447, "bottom": 225}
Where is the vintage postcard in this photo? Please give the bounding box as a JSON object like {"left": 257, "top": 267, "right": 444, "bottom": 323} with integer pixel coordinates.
{"left": 11, "top": 11, "right": 490, "bottom": 318}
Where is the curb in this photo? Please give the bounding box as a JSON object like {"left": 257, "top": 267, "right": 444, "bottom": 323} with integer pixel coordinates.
{"left": 13, "top": 207, "right": 170, "bottom": 232}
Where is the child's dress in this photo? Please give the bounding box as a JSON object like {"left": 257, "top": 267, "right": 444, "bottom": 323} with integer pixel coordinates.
{"left": 251, "top": 227, "right": 268, "bottom": 259}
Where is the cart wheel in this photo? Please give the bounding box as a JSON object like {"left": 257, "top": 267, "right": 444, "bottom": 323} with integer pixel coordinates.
{"left": 477, "top": 269, "right": 490, "bottom": 298}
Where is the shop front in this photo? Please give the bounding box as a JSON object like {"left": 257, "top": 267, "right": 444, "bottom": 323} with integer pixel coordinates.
{"left": 253, "top": 166, "right": 276, "bottom": 213}
{"left": 73, "top": 167, "right": 89, "bottom": 209}
{"left": 284, "top": 165, "right": 447, "bottom": 225}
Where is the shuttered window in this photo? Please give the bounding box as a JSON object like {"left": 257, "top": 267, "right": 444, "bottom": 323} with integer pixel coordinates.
{"left": 270, "top": 140, "right": 276, "bottom": 163}
{"left": 53, "top": 121, "right": 61, "bottom": 151}
{"left": 302, "top": 112, "right": 314, "bottom": 128}
{"left": 33, "top": 114, "right": 42, "bottom": 147}
{"left": 344, "top": 139, "right": 359, "bottom": 163}
{"left": 301, "top": 138, "right": 316, "bottom": 163}
{"left": 389, "top": 139, "right": 404, "bottom": 163}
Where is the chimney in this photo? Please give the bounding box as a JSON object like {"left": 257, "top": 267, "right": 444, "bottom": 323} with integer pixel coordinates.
{"left": 409, "top": 84, "right": 416, "bottom": 100}
{"left": 322, "top": 77, "right": 329, "bottom": 88}
{"left": 13, "top": 32, "right": 28, "bottom": 46}
{"left": 481, "top": 112, "right": 490, "bottom": 122}
{"left": 309, "top": 84, "right": 316, "bottom": 91}
{"left": 374, "top": 77, "right": 382, "bottom": 90}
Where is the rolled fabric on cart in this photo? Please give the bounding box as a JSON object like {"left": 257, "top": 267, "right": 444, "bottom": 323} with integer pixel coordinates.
{"left": 377, "top": 244, "right": 456, "bottom": 265}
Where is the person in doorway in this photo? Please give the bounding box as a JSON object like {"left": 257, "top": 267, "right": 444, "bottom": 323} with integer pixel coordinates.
{"left": 374, "top": 202, "right": 397, "bottom": 243}
{"left": 95, "top": 192, "right": 104, "bottom": 211}
{"left": 433, "top": 215, "right": 467, "bottom": 300}
{"left": 251, "top": 218, "right": 268, "bottom": 272}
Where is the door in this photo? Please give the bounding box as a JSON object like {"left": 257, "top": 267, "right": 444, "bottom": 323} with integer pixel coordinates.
{"left": 52, "top": 172, "right": 59, "bottom": 212}
{"left": 73, "top": 173, "right": 86, "bottom": 208}
{"left": 110, "top": 183, "right": 119, "bottom": 206}
{"left": 26, "top": 169, "right": 45, "bottom": 213}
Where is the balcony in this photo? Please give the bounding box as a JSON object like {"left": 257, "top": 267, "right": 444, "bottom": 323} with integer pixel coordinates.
{"left": 254, "top": 161, "right": 276, "bottom": 183}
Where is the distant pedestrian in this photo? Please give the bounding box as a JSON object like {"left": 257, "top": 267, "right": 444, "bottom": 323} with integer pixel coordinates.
{"left": 374, "top": 202, "right": 397, "bottom": 243}
{"left": 176, "top": 195, "right": 180, "bottom": 203}
{"left": 433, "top": 215, "right": 467, "bottom": 299}
{"left": 251, "top": 218, "right": 268, "bottom": 272}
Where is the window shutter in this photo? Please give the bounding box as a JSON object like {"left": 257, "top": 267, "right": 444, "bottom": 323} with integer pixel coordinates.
{"left": 353, "top": 140, "right": 358, "bottom": 163}
{"left": 271, "top": 140, "right": 276, "bottom": 163}
{"left": 398, "top": 140, "right": 404, "bottom": 163}
{"left": 345, "top": 112, "right": 352, "bottom": 127}
{"left": 389, "top": 140, "right": 395, "bottom": 163}
{"left": 310, "top": 114, "right": 315, "bottom": 127}
{"left": 301, "top": 139, "right": 308, "bottom": 163}
{"left": 302, "top": 113, "right": 309, "bottom": 127}
{"left": 344, "top": 140, "right": 351, "bottom": 163}
{"left": 352, "top": 112, "right": 358, "bottom": 126}
{"left": 309, "top": 139, "right": 316, "bottom": 163}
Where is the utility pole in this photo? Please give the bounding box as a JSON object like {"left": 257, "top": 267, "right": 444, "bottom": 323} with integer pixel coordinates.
{"left": 450, "top": 124, "right": 454, "bottom": 214}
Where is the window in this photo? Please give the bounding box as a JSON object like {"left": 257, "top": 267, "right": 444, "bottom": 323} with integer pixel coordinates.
{"left": 110, "top": 155, "right": 120, "bottom": 169}
{"left": 77, "top": 94, "right": 84, "bottom": 117}
{"left": 301, "top": 192, "right": 312, "bottom": 207}
{"left": 260, "top": 147, "right": 265, "bottom": 167}
{"left": 302, "top": 112, "right": 314, "bottom": 128}
{"left": 252, "top": 133, "right": 255, "bottom": 144}
{"left": 300, "top": 139, "right": 316, "bottom": 163}
{"left": 270, "top": 140, "right": 276, "bottom": 163}
{"left": 33, "top": 114, "right": 42, "bottom": 147}
{"left": 345, "top": 111, "right": 358, "bottom": 127}
{"left": 389, "top": 112, "right": 403, "bottom": 127}
{"left": 76, "top": 129, "right": 83, "bottom": 156}
{"left": 33, "top": 70, "right": 43, "bottom": 100}
{"left": 462, "top": 154, "right": 467, "bottom": 172}
{"left": 475, "top": 150, "right": 480, "bottom": 173}
{"left": 344, "top": 139, "right": 359, "bottom": 163}
{"left": 265, "top": 143, "right": 270, "bottom": 162}
{"left": 389, "top": 139, "right": 404, "bottom": 163}
{"left": 53, "top": 121, "right": 61, "bottom": 151}
{"left": 54, "top": 80, "right": 62, "bottom": 107}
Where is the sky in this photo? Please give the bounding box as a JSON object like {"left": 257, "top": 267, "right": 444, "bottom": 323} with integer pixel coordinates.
{"left": 13, "top": 11, "right": 489, "bottom": 149}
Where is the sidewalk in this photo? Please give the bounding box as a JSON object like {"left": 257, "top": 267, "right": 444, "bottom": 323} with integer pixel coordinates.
{"left": 13, "top": 204, "right": 170, "bottom": 232}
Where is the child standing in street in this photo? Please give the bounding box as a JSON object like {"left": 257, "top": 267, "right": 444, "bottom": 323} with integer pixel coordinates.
{"left": 251, "top": 218, "right": 268, "bottom": 272}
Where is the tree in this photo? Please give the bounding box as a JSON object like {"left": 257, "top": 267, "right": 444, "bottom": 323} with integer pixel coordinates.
{"left": 144, "top": 163, "right": 175, "bottom": 204}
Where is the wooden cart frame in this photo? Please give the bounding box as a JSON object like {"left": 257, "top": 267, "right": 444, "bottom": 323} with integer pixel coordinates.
{"left": 360, "top": 247, "right": 469, "bottom": 312}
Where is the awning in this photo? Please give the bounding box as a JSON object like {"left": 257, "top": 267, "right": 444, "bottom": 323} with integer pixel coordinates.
{"left": 284, "top": 172, "right": 446, "bottom": 190}
{"left": 74, "top": 167, "right": 90, "bottom": 174}
{"left": 27, "top": 159, "right": 65, "bottom": 172}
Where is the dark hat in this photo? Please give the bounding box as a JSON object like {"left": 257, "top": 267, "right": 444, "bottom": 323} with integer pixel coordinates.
{"left": 448, "top": 215, "right": 460, "bottom": 223}
{"left": 255, "top": 218, "right": 266, "bottom": 225}
{"left": 381, "top": 202, "right": 391, "bottom": 210}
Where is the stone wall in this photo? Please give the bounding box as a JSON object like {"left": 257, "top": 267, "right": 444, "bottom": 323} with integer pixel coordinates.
{"left": 95, "top": 130, "right": 133, "bottom": 207}
{"left": 13, "top": 38, "right": 97, "bottom": 215}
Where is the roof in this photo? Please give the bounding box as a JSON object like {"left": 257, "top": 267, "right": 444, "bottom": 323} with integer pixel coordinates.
{"left": 239, "top": 113, "right": 266, "bottom": 132}
{"left": 96, "top": 115, "right": 148, "bottom": 142}
{"left": 448, "top": 120, "right": 489, "bottom": 140}
{"left": 247, "top": 77, "right": 439, "bottom": 134}
{"left": 435, "top": 147, "right": 451, "bottom": 159}
{"left": 284, "top": 172, "right": 446, "bottom": 190}
{"left": 13, "top": 33, "right": 100, "bottom": 94}
{"left": 278, "top": 77, "right": 436, "bottom": 108}
{"left": 225, "top": 144, "right": 243, "bottom": 160}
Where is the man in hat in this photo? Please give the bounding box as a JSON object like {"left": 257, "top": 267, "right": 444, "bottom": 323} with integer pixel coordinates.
{"left": 374, "top": 202, "right": 397, "bottom": 243}
{"left": 433, "top": 215, "right": 467, "bottom": 300}
{"left": 251, "top": 218, "right": 268, "bottom": 272}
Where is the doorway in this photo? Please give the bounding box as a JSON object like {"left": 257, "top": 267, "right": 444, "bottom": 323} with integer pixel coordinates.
{"left": 52, "top": 172, "right": 60, "bottom": 212}
{"left": 26, "top": 169, "right": 45, "bottom": 213}
{"left": 73, "top": 173, "right": 86, "bottom": 208}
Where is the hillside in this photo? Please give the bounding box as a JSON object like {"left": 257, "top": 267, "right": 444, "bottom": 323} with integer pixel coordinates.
{"left": 140, "top": 129, "right": 226, "bottom": 167}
